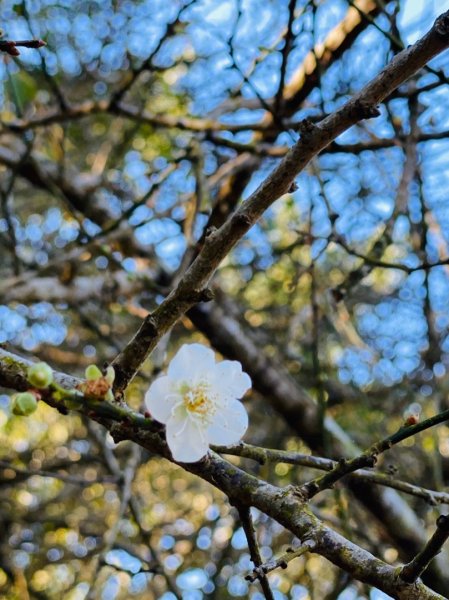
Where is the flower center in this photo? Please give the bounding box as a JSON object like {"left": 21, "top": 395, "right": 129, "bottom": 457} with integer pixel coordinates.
{"left": 182, "top": 383, "right": 214, "bottom": 418}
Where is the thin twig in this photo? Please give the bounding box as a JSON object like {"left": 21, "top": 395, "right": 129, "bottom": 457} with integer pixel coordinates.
{"left": 0, "top": 38, "right": 45, "bottom": 56}
{"left": 236, "top": 504, "right": 275, "bottom": 600}
{"left": 245, "top": 541, "right": 315, "bottom": 582}
{"left": 274, "top": 0, "right": 299, "bottom": 115}
{"left": 86, "top": 444, "right": 142, "bottom": 599}
{"left": 0, "top": 460, "right": 118, "bottom": 486}
{"left": 89, "top": 424, "right": 181, "bottom": 598}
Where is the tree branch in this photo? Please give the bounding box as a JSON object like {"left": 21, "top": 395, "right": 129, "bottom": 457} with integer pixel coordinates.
{"left": 236, "top": 504, "right": 275, "bottom": 600}
{"left": 0, "top": 346, "right": 448, "bottom": 598}
{"left": 111, "top": 9, "right": 449, "bottom": 393}
{"left": 400, "top": 516, "right": 449, "bottom": 584}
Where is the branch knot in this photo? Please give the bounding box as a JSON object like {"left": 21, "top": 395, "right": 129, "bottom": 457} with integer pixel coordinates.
{"left": 352, "top": 100, "right": 381, "bottom": 120}
{"left": 435, "top": 11, "right": 449, "bottom": 37}
{"left": 297, "top": 118, "right": 317, "bottom": 139}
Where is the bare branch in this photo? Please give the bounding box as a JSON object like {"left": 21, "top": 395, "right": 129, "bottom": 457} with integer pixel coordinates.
{"left": 400, "top": 516, "right": 449, "bottom": 584}
{"left": 111, "top": 10, "right": 449, "bottom": 392}
{"left": 245, "top": 542, "right": 315, "bottom": 583}
{"left": 236, "top": 504, "right": 275, "bottom": 600}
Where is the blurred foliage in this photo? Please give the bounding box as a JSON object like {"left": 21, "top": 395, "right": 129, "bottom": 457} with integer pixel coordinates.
{"left": 1, "top": 0, "right": 449, "bottom": 598}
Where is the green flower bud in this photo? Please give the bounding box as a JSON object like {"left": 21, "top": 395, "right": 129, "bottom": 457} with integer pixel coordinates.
{"left": 85, "top": 364, "right": 102, "bottom": 381}
{"left": 12, "top": 392, "right": 38, "bottom": 416}
{"left": 27, "top": 362, "right": 53, "bottom": 389}
{"left": 105, "top": 366, "right": 115, "bottom": 385}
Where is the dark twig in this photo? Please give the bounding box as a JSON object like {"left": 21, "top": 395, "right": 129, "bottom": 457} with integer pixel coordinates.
{"left": 348, "top": 0, "right": 448, "bottom": 85}
{"left": 236, "top": 504, "right": 275, "bottom": 600}
{"left": 20, "top": 2, "right": 67, "bottom": 109}
{"left": 0, "top": 460, "right": 119, "bottom": 486}
{"left": 0, "top": 38, "right": 45, "bottom": 56}
{"left": 110, "top": 0, "right": 195, "bottom": 105}
{"left": 274, "top": 0, "right": 298, "bottom": 115}
{"left": 87, "top": 424, "right": 181, "bottom": 598}
{"left": 335, "top": 234, "right": 449, "bottom": 273}
{"left": 400, "top": 516, "right": 449, "bottom": 583}
{"left": 86, "top": 444, "right": 142, "bottom": 599}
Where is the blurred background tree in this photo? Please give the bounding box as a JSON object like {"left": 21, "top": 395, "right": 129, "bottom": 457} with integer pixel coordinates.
{"left": 1, "top": 0, "right": 449, "bottom": 598}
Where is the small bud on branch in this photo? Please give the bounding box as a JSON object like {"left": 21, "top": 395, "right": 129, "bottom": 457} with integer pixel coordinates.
{"left": 12, "top": 391, "right": 39, "bottom": 416}
{"left": 27, "top": 362, "right": 53, "bottom": 389}
{"left": 0, "top": 38, "right": 46, "bottom": 56}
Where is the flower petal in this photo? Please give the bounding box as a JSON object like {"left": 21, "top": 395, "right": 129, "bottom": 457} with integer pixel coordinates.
{"left": 208, "top": 360, "right": 251, "bottom": 403}
{"left": 166, "top": 412, "right": 209, "bottom": 462}
{"left": 207, "top": 399, "right": 248, "bottom": 445}
{"left": 144, "top": 376, "right": 180, "bottom": 424}
{"left": 168, "top": 343, "right": 216, "bottom": 383}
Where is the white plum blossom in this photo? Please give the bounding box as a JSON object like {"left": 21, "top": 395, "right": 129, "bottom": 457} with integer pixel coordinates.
{"left": 145, "top": 343, "right": 251, "bottom": 462}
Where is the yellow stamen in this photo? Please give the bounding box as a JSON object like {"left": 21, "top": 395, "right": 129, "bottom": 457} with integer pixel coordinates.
{"left": 182, "top": 382, "right": 215, "bottom": 419}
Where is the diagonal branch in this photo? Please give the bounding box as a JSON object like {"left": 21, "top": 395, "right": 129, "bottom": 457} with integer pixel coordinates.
{"left": 400, "top": 516, "right": 449, "bottom": 584}
{"left": 111, "top": 9, "right": 449, "bottom": 393}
